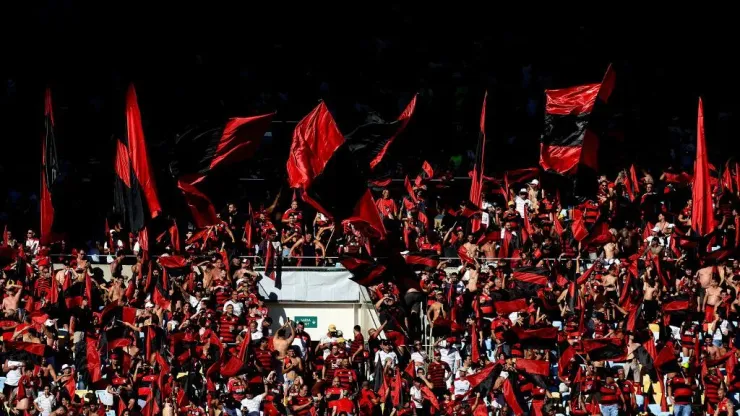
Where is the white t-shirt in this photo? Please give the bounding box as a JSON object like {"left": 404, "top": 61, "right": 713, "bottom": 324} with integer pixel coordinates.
{"left": 409, "top": 386, "right": 423, "bottom": 408}
{"left": 5, "top": 360, "right": 23, "bottom": 386}
{"left": 241, "top": 393, "right": 266, "bottom": 415}
{"left": 515, "top": 196, "right": 531, "bottom": 218}
{"left": 320, "top": 335, "right": 337, "bottom": 358}
{"left": 224, "top": 300, "right": 244, "bottom": 317}
{"left": 34, "top": 393, "right": 56, "bottom": 416}
{"left": 375, "top": 350, "right": 398, "bottom": 367}
{"left": 440, "top": 347, "right": 460, "bottom": 374}
{"left": 410, "top": 351, "right": 426, "bottom": 366}
{"left": 454, "top": 379, "right": 471, "bottom": 397}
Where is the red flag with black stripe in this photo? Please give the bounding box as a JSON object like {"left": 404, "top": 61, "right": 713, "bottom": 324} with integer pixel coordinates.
{"left": 512, "top": 266, "right": 550, "bottom": 286}
{"left": 469, "top": 92, "right": 487, "bottom": 232}
{"left": 515, "top": 359, "right": 550, "bottom": 376}
{"left": 540, "top": 65, "right": 616, "bottom": 199}
{"left": 41, "top": 88, "right": 60, "bottom": 245}
{"left": 113, "top": 85, "right": 162, "bottom": 233}
{"left": 339, "top": 254, "right": 387, "bottom": 286}
{"left": 170, "top": 113, "right": 274, "bottom": 185}
{"left": 287, "top": 102, "right": 387, "bottom": 238}
{"left": 404, "top": 252, "right": 439, "bottom": 270}
{"left": 582, "top": 337, "right": 628, "bottom": 361}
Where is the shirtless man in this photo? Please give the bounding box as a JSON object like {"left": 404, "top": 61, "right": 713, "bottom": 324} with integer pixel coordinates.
{"left": 427, "top": 291, "right": 447, "bottom": 327}
{"left": 2, "top": 283, "right": 22, "bottom": 318}
{"left": 703, "top": 277, "right": 723, "bottom": 323}
{"left": 480, "top": 240, "right": 496, "bottom": 260}
{"left": 283, "top": 347, "right": 303, "bottom": 394}
{"left": 463, "top": 234, "right": 478, "bottom": 260}
{"left": 697, "top": 264, "right": 730, "bottom": 289}
{"left": 603, "top": 265, "right": 620, "bottom": 302}
{"left": 603, "top": 235, "right": 619, "bottom": 261}
{"left": 273, "top": 320, "right": 296, "bottom": 360}
{"left": 106, "top": 277, "right": 125, "bottom": 303}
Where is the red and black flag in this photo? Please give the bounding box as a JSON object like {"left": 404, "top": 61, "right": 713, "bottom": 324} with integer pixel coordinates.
{"left": 169, "top": 113, "right": 274, "bottom": 185}
{"left": 469, "top": 92, "right": 487, "bottom": 233}
{"left": 404, "top": 251, "right": 440, "bottom": 270}
{"left": 74, "top": 334, "right": 102, "bottom": 386}
{"left": 511, "top": 266, "right": 550, "bottom": 286}
{"left": 367, "top": 94, "right": 418, "bottom": 172}
{"left": 63, "top": 281, "right": 86, "bottom": 309}
{"left": 177, "top": 179, "right": 220, "bottom": 228}
{"left": 582, "top": 337, "right": 628, "bottom": 361}
{"left": 286, "top": 102, "right": 385, "bottom": 238}
{"left": 101, "top": 326, "right": 134, "bottom": 351}
{"left": 41, "top": 88, "right": 59, "bottom": 245}
{"left": 693, "top": 98, "right": 716, "bottom": 237}
{"left": 540, "top": 65, "right": 616, "bottom": 200}
{"left": 515, "top": 359, "right": 550, "bottom": 376}
{"left": 494, "top": 298, "right": 528, "bottom": 315}
{"left": 264, "top": 241, "right": 283, "bottom": 289}
{"left": 339, "top": 254, "right": 387, "bottom": 286}
{"left": 113, "top": 85, "right": 162, "bottom": 234}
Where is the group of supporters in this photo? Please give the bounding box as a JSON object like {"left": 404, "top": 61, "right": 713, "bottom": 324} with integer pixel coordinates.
{"left": 1, "top": 160, "right": 740, "bottom": 416}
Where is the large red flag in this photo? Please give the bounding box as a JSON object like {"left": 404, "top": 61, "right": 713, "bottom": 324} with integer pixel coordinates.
{"left": 126, "top": 85, "right": 161, "bottom": 219}
{"left": 286, "top": 102, "right": 344, "bottom": 190}
{"left": 177, "top": 179, "right": 219, "bottom": 228}
{"left": 692, "top": 98, "right": 715, "bottom": 237}
{"left": 470, "top": 92, "right": 487, "bottom": 232}
{"left": 41, "top": 88, "right": 58, "bottom": 245}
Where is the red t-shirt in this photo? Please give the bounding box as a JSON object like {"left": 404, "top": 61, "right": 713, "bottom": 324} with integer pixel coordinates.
{"left": 290, "top": 395, "right": 314, "bottom": 416}
{"left": 328, "top": 397, "right": 355, "bottom": 414}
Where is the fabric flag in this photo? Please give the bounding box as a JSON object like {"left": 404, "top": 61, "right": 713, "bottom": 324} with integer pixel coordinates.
{"left": 177, "top": 179, "right": 219, "bottom": 228}
{"left": 287, "top": 102, "right": 345, "bottom": 190}
{"left": 693, "top": 98, "right": 716, "bottom": 237}
{"left": 113, "top": 85, "right": 161, "bottom": 232}
{"left": 722, "top": 160, "right": 734, "bottom": 193}
{"left": 540, "top": 65, "right": 616, "bottom": 199}
{"left": 287, "top": 102, "right": 386, "bottom": 238}
{"left": 339, "top": 254, "right": 387, "bottom": 286}
{"left": 502, "top": 379, "right": 525, "bottom": 415}
{"left": 368, "top": 94, "right": 418, "bottom": 170}
{"left": 515, "top": 359, "right": 550, "bottom": 376}
{"left": 170, "top": 113, "right": 274, "bottom": 185}
{"left": 511, "top": 267, "right": 550, "bottom": 286}
{"left": 404, "top": 252, "right": 440, "bottom": 270}
{"left": 421, "top": 160, "right": 434, "bottom": 178}
{"left": 264, "top": 241, "right": 283, "bottom": 289}
{"left": 494, "top": 298, "right": 528, "bottom": 314}
{"left": 41, "top": 88, "right": 59, "bottom": 244}
{"left": 469, "top": 92, "right": 487, "bottom": 232}
{"left": 582, "top": 338, "right": 627, "bottom": 361}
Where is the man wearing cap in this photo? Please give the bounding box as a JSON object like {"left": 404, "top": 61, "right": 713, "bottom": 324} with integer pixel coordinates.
{"left": 528, "top": 179, "right": 540, "bottom": 210}
{"left": 318, "top": 324, "right": 339, "bottom": 359}
{"left": 515, "top": 188, "right": 531, "bottom": 218}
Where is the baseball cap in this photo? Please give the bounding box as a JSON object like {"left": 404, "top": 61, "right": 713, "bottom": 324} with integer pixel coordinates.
{"left": 530, "top": 179, "right": 539, "bottom": 185}
{"left": 328, "top": 324, "right": 337, "bottom": 332}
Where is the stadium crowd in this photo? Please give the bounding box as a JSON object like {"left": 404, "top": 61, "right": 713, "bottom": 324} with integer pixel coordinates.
{"left": 1, "top": 156, "right": 740, "bottom": 416}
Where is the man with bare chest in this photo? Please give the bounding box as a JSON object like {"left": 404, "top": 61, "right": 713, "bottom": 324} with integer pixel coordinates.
{"left": 427, "top": 292, "right": 447, "bottom": 327}
{"left": 273, "top": 320, "right": 296, "bottom": 360}
{"left": 463, "top": 235, "right": 478, "bottom": 260}
{"left": 703, "top": 277, "right": 722, "bottom": 323}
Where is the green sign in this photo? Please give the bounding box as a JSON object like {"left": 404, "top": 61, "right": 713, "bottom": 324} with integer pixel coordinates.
{"left": 294, "top": 316, "right": 318, "bottom": 328}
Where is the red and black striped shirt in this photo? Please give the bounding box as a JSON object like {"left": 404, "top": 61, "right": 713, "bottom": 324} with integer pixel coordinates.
{"left": 599, "top": 382, "right": 619, "bottom": 405}
{"left": 669, "top": 376, "right": 693, "bottom": 405}
{"left": 427, "top": 361, "right": 450, "bottom": 389}
{"left": 705, "top": 373, "right": 722, "bottom": 404}
{"left": 254, "top": 348, "right": 273, "bottom": 373}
